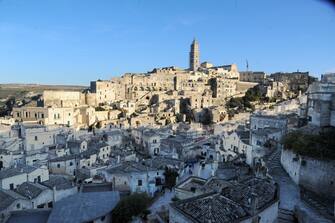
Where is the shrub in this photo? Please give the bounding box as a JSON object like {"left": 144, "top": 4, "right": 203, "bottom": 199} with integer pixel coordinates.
{"left": 282, "top": 128, "right": 335, "bottom": 160}
{"left": 112, "top": 193, "right": 152, "bottom": 223}
{"left": 164, "top": 167, "right": 179, "bottom": 190}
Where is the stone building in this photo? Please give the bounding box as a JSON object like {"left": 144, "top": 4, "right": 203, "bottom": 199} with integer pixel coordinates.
{"left": 0, "top": 164, "right": 49, "bottom": 190}
{"left": 99, "top": 161, "right": 164, "bottom": 196}
{"left": 249, "top": 114, "right": 287, "bottom": 165}
{"left": 270, "top": 71, "right": 316, "bottom": 93}
{"left": 43, "top": 91, "right": 85, "bottom": 108}
{"left": 239, "top": 71, "right": 266, "bottom": 83}
{"left": 11, "top": 39, "right": 242, "bottom": 128}
{"left": 261, "top": 81, "right": 289, "bottom": 100}
{"left": 303, "top": 81, "right": 335, "bottom": 127}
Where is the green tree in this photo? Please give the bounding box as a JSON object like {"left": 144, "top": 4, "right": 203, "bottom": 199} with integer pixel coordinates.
{"left": 164, "top": 167, "right": 179, "bottom": 190}
{"left": 112, "top": 193, "right": 152, "bottom": 223}
{"left": 282, "top": 129, "right": 335, "bottom": 160}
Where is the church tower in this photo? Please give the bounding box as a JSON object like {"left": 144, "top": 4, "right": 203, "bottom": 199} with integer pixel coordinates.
{"left": 189, "top": 39, "right": 200, "bottom": 71}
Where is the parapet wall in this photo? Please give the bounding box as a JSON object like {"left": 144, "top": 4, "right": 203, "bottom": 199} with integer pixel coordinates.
{"left": 281, "top": 149, "right": 335, "bottom": 198}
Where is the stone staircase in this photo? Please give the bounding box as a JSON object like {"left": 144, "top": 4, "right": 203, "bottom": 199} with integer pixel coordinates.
{"left": 278, "top": 208, "right": 296, "bottom": 223}
{"left": 265, "top": 148, "right": 286, "bottom": 177}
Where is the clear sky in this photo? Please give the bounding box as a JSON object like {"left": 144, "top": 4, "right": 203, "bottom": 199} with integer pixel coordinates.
{"left": 0, "top": 0, "right": 335, "bottom": 85}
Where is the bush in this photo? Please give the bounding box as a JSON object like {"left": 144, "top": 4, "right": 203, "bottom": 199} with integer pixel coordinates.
{"left": 282, "top": 128, "right": 335, "bottom": 160}
{"left": 95, "top": 106, "right": 105, "bottom": 111}
{"left": 244, "top": 85, "right": 263, "bottom": 102}
{"left": 226, "top": 86, "right": 265, "bottom": 112}
{"left": 164, "top": 167, "right": 179, "bottom": 189}
{"left": 112, "top": 193, "right": 152, "bottom": 223}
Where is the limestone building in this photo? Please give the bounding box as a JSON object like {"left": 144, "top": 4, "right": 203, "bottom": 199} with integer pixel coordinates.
{"left": 239, "top": 71, "right": 266, "bottom": 83}
{"left": 304, "top": 81, "right": 335, "bottom": 127}
{"left": 11, "top": 39, "right": 242, "bottom": 128}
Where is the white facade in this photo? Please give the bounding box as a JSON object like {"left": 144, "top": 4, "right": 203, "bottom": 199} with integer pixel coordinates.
{"left": 142, "top": 132, "right": 161, "bottom": 156}
{"left": 0, "top": 172, "right": 27, "bottom": 190}
{"left": 21, "top": 125, "right": 59, "bottom": 152}
{"left": 100, "top": 166, "right": 164, "bottom": 196}
{"left": 49, "top": 157, "right": 77, "bottom": 176}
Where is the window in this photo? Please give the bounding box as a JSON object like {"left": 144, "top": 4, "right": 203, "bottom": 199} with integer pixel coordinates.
{"left": 57, "top": 164, "right": 61, "bottom": 168}
{"left": 138, "top": 180, "right": 142, "bottom": 186}
{"left": 70, "top": 162, "right": 73, "bottom": 166}
{"left": 16, "top": 203, "right": 21, "bottom": 209}
{"left": 10, "top": 183, "right": 14, "bottom": 190}
{"left": 34, "top": 136, "right": 38, "bottom": 141}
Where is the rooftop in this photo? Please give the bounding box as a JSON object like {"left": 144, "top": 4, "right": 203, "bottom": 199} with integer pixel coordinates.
{"left": 47, "top": 191, "right": 120, "bottom": 223}
{"left": 171, "top": 177, "right": 278, "bottom": 223}
{"left": 171, "top": 192, "right": 249, "bottom": 223}
{"left": 15, "top": 182, "right": 50, "bottom": 199}
{"left": 142, "top": 157, "right": 183, "bottom": 170}
{"left": 105, "top": 161, "right": 156, "bottom": 174}
{"left": 6, "top": 209, "right": 51, "bottom": 223}
{"left": 0, "top": 189, "right": 27, "bottom": 212}
{"left": 40, "top": 175, "right": 74, "bottom": 190}
{"left": 0, "top": 164, "right": 38, "bottom": 179}
{"left": 176, "top": 176, "right": 207, "bottom": 192}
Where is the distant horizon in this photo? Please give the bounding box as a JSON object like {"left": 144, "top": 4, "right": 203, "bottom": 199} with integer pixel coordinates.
{"left": 1, "top": 0, "right": 334, "bottom": 85}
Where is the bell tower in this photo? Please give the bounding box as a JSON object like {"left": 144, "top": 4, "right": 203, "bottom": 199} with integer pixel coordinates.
{"left": 189, "top": 39, "right": 200, "bottom": 71}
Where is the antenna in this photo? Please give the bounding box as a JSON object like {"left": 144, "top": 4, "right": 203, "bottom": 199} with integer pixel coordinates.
{"left": 246, "top": 60, "right": 249, "bottom": 72}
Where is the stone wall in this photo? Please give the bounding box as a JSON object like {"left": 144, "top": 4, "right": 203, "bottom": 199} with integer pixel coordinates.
{"left": 281, "top": 149, "right": 300, "bottom": 184}
{"left": 43, "top": 91, "right": 84, "bottom": 107}
{"left": 281, "top": 149, "right": 335, "bottom": 198}
{"left": 299, "top": 156, "right": 335, "bottom": 198}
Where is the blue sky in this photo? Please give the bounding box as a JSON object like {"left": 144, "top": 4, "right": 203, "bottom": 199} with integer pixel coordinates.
{"left": 0, "top": 0, "right": 334, "bottom": 85}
